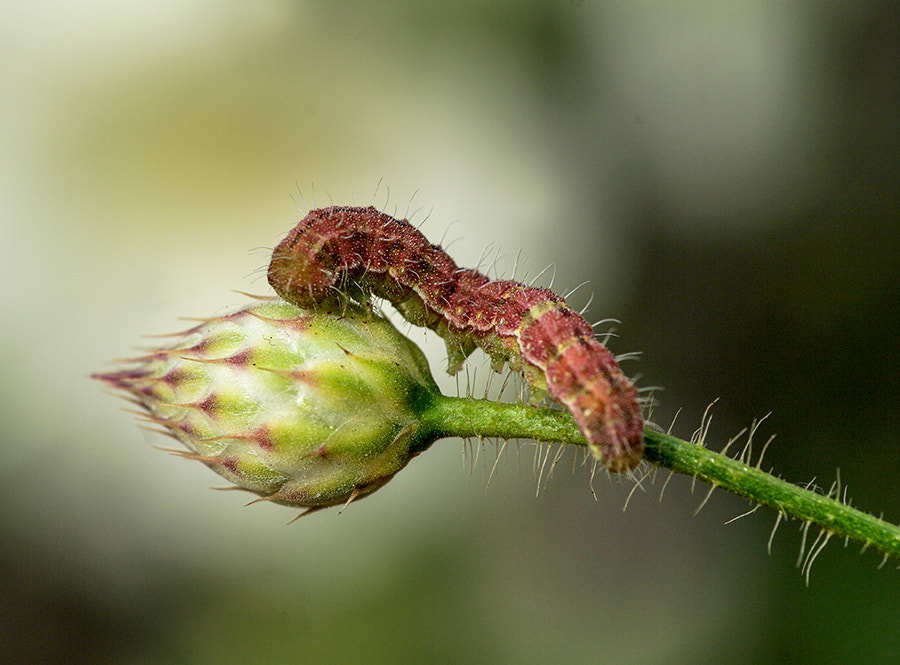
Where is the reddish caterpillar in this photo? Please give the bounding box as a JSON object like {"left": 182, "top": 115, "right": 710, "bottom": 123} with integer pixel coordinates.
{"left": 267, "top": 206, "right": 644, "bottom": 472}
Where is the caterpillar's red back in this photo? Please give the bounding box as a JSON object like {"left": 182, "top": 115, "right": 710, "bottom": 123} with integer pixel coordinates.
{"left": 268, "top": 205, "right": 643, "bottom": 471}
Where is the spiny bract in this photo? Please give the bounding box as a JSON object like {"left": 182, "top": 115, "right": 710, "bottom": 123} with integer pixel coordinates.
{"left": 93, "top": 298, "right": 442, "bottom": 518}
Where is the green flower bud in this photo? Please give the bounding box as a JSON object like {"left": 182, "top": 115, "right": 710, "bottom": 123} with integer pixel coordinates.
{"left": 94, "top": 299, "right": 442, "bottom": 517}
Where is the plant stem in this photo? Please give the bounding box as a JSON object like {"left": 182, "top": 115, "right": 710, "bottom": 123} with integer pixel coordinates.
{"left": 421, "top": 394, "right": 900, "bottom": 564}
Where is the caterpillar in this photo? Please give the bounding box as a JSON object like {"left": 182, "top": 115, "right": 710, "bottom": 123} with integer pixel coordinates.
{"left": 267, "top": 206, "right": 644, "bottom": 472}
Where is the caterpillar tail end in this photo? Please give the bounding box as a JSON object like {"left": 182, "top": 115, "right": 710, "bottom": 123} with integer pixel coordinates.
{"left": 586, "top": 420, "right": 645, "bottom": 473}
{"left": 590, "top": 439, "right": 643, "bottom": 473}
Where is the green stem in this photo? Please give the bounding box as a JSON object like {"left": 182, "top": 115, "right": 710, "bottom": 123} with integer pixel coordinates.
{"left": 421, "top": 394, "right": 900, "bottom": 564}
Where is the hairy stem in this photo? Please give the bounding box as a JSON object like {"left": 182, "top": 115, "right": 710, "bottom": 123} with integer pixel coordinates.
{"left": 422, "top": 394, "right": 900, "bottom": 564}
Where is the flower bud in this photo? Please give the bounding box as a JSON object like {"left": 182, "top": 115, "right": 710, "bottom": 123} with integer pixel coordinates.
{"left": 93, "top": 299, "right": 442, "bottom": 517}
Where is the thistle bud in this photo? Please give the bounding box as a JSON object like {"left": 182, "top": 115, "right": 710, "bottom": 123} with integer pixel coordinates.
{"left": 93, "top": 299, "right": 442, "bottom": 517}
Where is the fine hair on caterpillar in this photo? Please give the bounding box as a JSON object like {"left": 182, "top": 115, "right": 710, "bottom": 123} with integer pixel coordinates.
{"left": 268, "top": 205, "right": 644, "bottom": 472}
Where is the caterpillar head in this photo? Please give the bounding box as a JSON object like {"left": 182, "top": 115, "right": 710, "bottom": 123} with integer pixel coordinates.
{"left": 268, "top": 213, "right": 341, "bottom": 308}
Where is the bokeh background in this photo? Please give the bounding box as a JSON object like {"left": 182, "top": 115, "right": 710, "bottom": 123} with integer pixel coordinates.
{"left": 2, "top": 2, "right": 898, "bottom": 663}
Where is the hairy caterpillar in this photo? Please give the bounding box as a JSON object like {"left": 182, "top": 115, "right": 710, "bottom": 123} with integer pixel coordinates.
{"left": 267, "top": 206, "right": 644, "bottom": 472}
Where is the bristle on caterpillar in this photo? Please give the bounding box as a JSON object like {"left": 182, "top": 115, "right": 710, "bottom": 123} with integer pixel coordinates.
{"left": 268, "top": 205, "right": 644, "bottom": 472}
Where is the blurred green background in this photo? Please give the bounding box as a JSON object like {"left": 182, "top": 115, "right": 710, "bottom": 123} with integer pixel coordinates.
{"left": 2, "top": 2, "right": 898, "bottom": 663}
